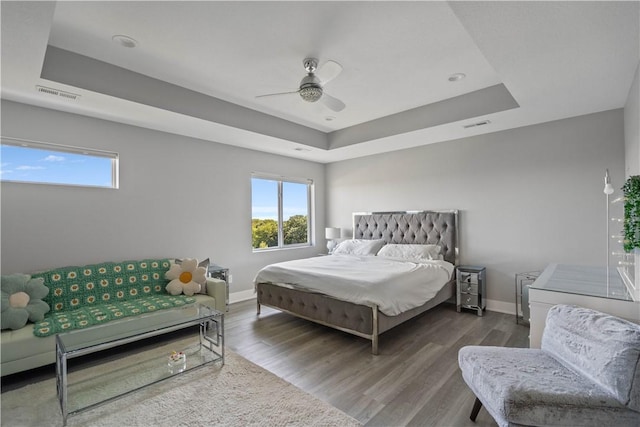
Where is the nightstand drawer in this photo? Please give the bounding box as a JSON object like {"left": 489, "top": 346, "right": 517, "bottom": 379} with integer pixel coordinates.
{"left": 459, "top": 282, "right": 478, "bottom": 294}
{"left": 460, "top": 293, "right": 479, "bottom": 307}
{"left": 459, "top": 271, "right": 479, "bottom": 285}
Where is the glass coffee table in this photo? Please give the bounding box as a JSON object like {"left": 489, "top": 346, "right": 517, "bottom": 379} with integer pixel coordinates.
{"left": 55, "top": 303, "right": 223, "bottom": 425}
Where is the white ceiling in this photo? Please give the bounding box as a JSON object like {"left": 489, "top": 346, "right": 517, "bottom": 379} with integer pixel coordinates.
{"left": 1, "top": 1, "right": 638, "bottom": 163}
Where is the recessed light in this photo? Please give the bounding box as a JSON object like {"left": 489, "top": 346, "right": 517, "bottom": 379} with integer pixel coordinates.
{"left": 448, "top": 73, "right": 466, "bottom": 82}
{"left": 325, "top": 116, "right": 335, "bottom": 121}
{"left": 112, "top": 35, "right": 138, "bottom": 48}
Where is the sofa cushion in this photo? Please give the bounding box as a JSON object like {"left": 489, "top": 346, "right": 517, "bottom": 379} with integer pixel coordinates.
{"left": 458, "top": 346, "right": 640, "bottom": 427}
{"left": 32, "top": 259, "right": 172, "bottom": 313}
{"left": 541, "top": 304, "right": 640, "bottom": 410}
{"left": 33, "top": 294, "right": 196, "bottom": 337}
{"left": 0, "top": 324, "right": 56, "bottom": 370}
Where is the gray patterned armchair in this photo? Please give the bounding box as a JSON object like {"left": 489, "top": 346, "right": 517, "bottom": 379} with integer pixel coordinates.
{"left": 458, "top": 304, "right": 640, "bottom": 427}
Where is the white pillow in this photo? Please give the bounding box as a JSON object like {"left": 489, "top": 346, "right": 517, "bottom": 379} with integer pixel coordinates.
{"left": 377, "top": 244, "right": 443, "bottom": 260}
{"left": 332, "top": 239, "right": 386, "bottom": 256}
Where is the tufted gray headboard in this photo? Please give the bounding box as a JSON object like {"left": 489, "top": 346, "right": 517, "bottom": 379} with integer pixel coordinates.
{"left": 353, "top": 210, "right": 459, "bottom": 265}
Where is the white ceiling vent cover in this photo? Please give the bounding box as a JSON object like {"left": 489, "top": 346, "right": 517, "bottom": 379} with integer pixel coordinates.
{"left": 463, "top": 120, "right": 491, "bottom": 129}
{"left": 36, "top": 85, "right": 80, "bottom": 101}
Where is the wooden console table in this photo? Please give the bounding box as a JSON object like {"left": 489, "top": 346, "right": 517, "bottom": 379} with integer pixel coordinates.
{"left": 528, "top": 263, "right": 639, "bottom": 348}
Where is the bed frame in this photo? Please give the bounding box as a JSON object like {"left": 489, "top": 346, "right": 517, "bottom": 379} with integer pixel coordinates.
{"left": 256, "top": 210, "right": 459, "bottom": 354}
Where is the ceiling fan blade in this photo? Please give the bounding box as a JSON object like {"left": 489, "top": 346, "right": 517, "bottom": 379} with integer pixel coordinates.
{"left": 321, "top": 93, "right": 345, "bottom": 112}
{"left": 316, "top": 60, "right": 342, "bottom": 85}
{"left": 255, "top": 90, "right": 299, "bottom": 99}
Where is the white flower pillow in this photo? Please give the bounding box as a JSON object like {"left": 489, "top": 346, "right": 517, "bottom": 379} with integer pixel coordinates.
{"left": 175, "top": 258, "right": 210, "bottom": 294}
{"left": 165, "top": 258, "right": 207, "bottom": 296}
{"left": 377, "top": 244, "right": 443, "bottom": 260}
{"left": 332, "top": 239, "right": 386, "bottom": 256}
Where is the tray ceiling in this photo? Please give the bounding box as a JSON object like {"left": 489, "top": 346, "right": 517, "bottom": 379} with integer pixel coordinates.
{"left": 1, "top": 1, "right": 638, "bottom": 162}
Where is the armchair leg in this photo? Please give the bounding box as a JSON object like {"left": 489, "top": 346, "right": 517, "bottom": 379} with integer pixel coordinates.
{"left": 470, "top": 397, "right": 483, "bottom": 422}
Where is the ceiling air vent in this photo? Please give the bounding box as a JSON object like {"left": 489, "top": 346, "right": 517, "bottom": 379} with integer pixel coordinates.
{"left": 36, "top": 85, "right": 80, "bottom": 101}
{"left": 463, "top": 120, "right": 491, "bottom": 129}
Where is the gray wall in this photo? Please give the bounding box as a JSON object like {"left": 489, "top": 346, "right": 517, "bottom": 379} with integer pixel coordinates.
{"left": 326, "top": 109, "right": 626, "bottom": 311}
{"left": 625, "top": 61, "right": 639, "bottom": 177}
{"left": 1, "top": 100, "right": 630, "bottom": 311}
{"left": 0, "top": 100, "right": 325, "bottom": 297}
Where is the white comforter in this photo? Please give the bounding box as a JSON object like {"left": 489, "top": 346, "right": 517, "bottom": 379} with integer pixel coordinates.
{"left": 253, "top": 255, "right": 454, "bottom": 316}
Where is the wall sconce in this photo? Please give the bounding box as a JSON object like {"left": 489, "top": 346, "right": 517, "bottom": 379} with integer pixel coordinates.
{"left": 604, "top": 169, "right": 614, "bottom": 195}
{"left": 325, "top": 227, "right": 341, "bottom": 254}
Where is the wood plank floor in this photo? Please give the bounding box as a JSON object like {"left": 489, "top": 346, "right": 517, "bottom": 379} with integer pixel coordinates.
{"left": 2, "top": 300, "right": 529, "bottom": 426}
{"left": 226, "top": 300, "right": 529, "bottom": 427}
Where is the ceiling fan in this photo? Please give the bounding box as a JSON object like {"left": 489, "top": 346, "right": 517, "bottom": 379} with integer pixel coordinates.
{"left": 256, "top": 58, "right": 346, "bottom": 112}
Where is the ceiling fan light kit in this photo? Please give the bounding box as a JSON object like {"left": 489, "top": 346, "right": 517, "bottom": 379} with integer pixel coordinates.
{"left": 257, "top": 57, "right": 345, "bottom": 111}
{"left": 299, "top": 58, "right": 323, "bottom": 102}
{"left": 299, "top": 86, "right": 323, "bottom": 102}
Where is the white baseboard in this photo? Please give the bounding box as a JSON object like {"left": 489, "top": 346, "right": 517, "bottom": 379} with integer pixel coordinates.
{"left": 229, "top": 292, "right": 516, "bottom": 317}
{"left": 230, "top": 289, "right": 256, "bottom": 304}
{"left": 486, "top": 298, "right": 516, "bottom": 316}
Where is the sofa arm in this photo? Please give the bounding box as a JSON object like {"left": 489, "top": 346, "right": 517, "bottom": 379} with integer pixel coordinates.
{"left": 205, "top": 277, "right": 228, "bottom": 312}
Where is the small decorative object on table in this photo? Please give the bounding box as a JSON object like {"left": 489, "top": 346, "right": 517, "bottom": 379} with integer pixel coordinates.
{"left": 168, "top": 350, "right": 186, "bottom": 373}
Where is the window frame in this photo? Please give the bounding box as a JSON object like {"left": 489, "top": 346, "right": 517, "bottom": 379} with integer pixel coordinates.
{"left": 251, "top": 173, "right": 314, "bottom": 251}
{"left": 0, "top": 136, "right": 119, "bottom": 189}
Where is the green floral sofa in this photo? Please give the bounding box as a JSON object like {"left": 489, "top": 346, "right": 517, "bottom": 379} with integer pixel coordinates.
{"left": 1, "top": 258, "right": 227, "bottom": 376}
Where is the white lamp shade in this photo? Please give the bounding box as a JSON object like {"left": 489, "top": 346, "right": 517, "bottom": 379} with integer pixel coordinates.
{"left": 604, "top": 169, "right": 614, "bottom": 195}
{"left": 325, "top": 227, "right": 341, "bottom": 239}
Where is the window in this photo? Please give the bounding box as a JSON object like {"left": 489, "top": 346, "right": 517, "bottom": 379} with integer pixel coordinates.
{"left": 251, "top": 174, "right": 313, "bottom": 250}
{"left": 0, "top": 137, "right": 118, "bottom": 188}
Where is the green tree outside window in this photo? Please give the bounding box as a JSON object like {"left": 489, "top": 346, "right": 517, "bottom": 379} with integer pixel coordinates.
{"left": 251, "top": 176, "right": 312, "bottom": 250}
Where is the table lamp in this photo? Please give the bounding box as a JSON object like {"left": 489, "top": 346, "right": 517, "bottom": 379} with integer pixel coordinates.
{"left": 325, "top": 227, "right": 341, "bottom": 253}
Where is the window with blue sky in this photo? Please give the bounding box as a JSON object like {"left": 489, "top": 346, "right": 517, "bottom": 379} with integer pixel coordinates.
{"left": 0, "top": 138, "right": 118, "bottom": 188}
{"left": 251, "top": 175, "right": 312, "bottom": 250}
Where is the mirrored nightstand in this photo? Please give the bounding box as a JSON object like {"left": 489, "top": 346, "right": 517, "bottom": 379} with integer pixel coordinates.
{"left": 456, "top": 266, "right": 486, "bottom": 316}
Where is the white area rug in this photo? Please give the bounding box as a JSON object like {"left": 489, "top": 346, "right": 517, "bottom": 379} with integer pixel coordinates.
{"left": 1, "top": 348, "right": 361, "bottom": 426}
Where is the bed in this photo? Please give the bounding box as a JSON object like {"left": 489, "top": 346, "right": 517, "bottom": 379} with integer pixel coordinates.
{"left": 254, "top": 210, "right": 459, "bottom": 354}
